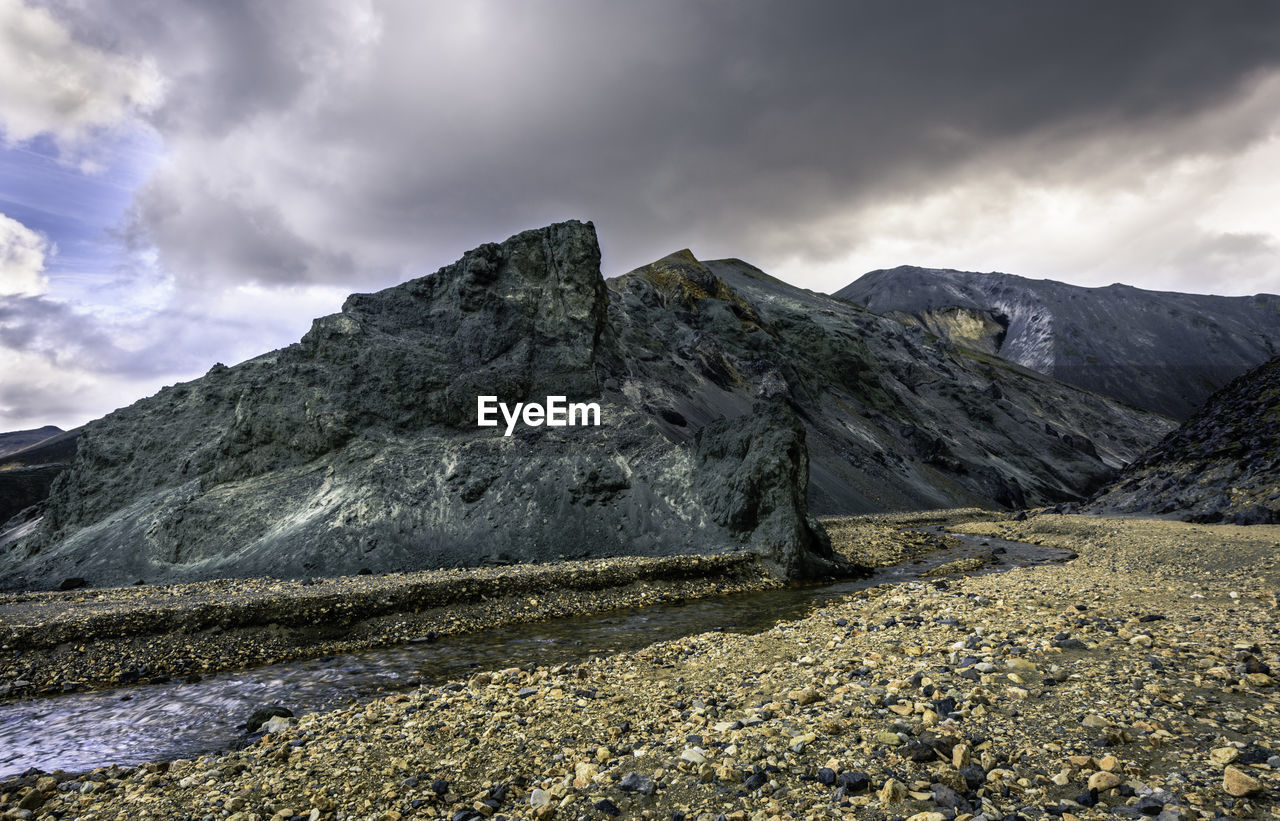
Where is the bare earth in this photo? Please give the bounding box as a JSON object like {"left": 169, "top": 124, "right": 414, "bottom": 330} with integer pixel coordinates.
{"left": 2, "top": 513, "right": 1278, "bottom": 820}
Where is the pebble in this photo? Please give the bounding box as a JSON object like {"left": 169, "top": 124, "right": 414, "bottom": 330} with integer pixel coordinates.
{"left": 3, "top": 513, "right": 1277, "bottom": 820}
{"left": 1222, "top": 765, "right": 1263, "bottom": 797}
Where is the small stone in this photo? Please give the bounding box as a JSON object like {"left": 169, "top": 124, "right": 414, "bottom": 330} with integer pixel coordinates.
{"left": 1082, "top": 714, "right": 1109, "bottom": 728}
{"left": 905, "top": 813, "right": 946, "bottom": 821}
{"left": 1210, "top": 747, "right": 1239, "bottom": 765}
{"left": 931, "top": 783, "right": 966, "bottom": 810}
{"left": 876, "top": 729, "right": 904, "bottom": 747}
{"left": 529, "top": 788, "right": 550, "bottom": 807}
{"left": 619, "top": 772, "right": 656, "bottom": 795}
{"left": 837, "top": 771, "right": 871, "bottom": 793}
{"left": 1222, "top": 765, "right": 1262, "bottom": 797}
{"left": 959, "top": 764, "right": 986, "bottom": 791}
{"left": 790, "top": 687, "right": 822, "bottom": 706}
{"left": 593, "top": 798, "right": 621, "bottom": 817}
{"left": 681, "top": 747, "right": 707, "bottom": 765}
{"left": 261, "top": 714, "right": 292, "bottom": 733}
{"left": 904, "top": 742, "right": 937, "bottom": 762}
{"left": 1134, "top": 795, "right": 1165, "bottom": 816}
{"left": 1098, "top": 755, "right": 1120, "bottom": 772}
{"left": 952, "top": 743, "right": 971, "bottom": 768}
{"left": 16, "top": 790, "right": 47, "bottom": 811}
{"left": 1245, "top": 672, "right": 1274, "bottom": 687}
{"left": 879, "top": 778, "right": 907, "bottom": 803}
{"left": 1087, "top": 772, "right": 1122, "bottom": 791}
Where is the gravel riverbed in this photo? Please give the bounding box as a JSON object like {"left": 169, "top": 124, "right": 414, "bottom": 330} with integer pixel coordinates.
{"left": 2, "top": 512, "right": 1278, "bottom": 820}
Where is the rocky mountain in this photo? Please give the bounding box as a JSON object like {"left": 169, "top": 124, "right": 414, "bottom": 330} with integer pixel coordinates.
{"left": 835, "top": 266, "right": 1280, "bottom": 420}
{"left": 1089, "top": 356, "right": 1280, "bottom": 524}
{"left": 0, "top": 221, "right": 1173, "bottom": 590}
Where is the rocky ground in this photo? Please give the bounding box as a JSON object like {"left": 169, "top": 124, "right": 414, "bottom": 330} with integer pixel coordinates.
{"left": 2, "top": 512, "right": 1278, "bottom": 820}
{"left": 0, "top": 554, "right": 782, "bottom": 701}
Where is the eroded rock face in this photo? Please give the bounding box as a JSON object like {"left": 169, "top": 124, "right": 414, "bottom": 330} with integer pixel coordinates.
{"left": 1, "top": 222, "right": 1174, "bottom": 590}
{"left": 1, "top": 223, "right": 837, "bottom": 589}
{"left": 605, "top": 251, "right": 1171, "bottom": 516}
{"left": 836, "top": 266, "right": 1280, "bottom": 420}
{"left": 1090, "top": 356, "right": 1280, "bottom": 524}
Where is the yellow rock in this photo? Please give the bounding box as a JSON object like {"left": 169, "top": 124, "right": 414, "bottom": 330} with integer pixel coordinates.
{"left": 879, "top": 778, "right": 906, "bottom": 803}
{"left": 1098, "top": 755, "right": 1119, "bottom": 772}
{"left": 1087, "top": 772, "right": 1122, "bottom": 791}
{"left": 1222, "top": 765, "right": 1262, "bottom": 797}
{"left": 1210, "top": 747, "right": 1239, "bottom": 765}
{"left": 790, "top": 687, "right": 822, "bottom": 706}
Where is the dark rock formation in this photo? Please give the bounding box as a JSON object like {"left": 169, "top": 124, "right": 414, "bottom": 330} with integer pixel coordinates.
{"left": 608, "top": 251, "right": 1170, "bottom": 515}
{"left": 835, "top": 266, "right": 1280, "bottom": 420}
{"left": 1090, "top": 357, "right": 1280, "bottom": 524}
{"left": 0, "top": 222, "right": 1174, "bottom": 590}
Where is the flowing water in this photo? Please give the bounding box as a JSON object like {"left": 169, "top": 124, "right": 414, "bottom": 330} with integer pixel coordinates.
{"left": 0, "top": 530, "right": 1070, "bottom": 780}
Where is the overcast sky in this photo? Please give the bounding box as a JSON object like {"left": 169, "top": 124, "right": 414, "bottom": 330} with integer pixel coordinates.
{"left": 2, "top": 0, "right": 1280, "bottom": 430}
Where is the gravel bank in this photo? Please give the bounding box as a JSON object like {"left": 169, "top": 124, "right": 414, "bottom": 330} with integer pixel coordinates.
{"left": 3, "top": 513, "right": 1278, "bottom": 820}
{"left": 0, "top": 553, "right": 783, "bottom": 702}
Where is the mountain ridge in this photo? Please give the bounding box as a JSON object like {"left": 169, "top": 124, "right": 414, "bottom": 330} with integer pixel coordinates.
{"left": 0, "top": 222, "right": 1174, "bottom": 590}
{"left": 835, "top": 265, "right": 1280, "bottom": 419}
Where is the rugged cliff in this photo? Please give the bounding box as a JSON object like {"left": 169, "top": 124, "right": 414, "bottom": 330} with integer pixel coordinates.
{"left": 0, "top": 222, "right": 1174, "bottom": 590}
{"left": 1090, "top": 356, "right": 1280, "bottom": 524}
{"left": 835, "top": 266, "right": 1280, "bottom": 420}
{"left": 2, "top": 223, "right": 836, "bottom": 589}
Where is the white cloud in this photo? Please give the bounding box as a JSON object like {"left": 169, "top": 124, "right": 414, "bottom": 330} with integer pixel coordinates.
{"left": 775, "top": 71, "right": 1280, "bottom": 297}
{"left": 0, "top": 212, "right": 50, "bottom": 296}
{"left": 0, "top": 0, "right": 160, "bottom": 151}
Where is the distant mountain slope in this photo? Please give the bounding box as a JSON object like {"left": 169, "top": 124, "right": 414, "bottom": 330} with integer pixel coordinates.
{"left": 613, "top": 252, "right": 1171, "bottom": 517}
{"left": 834, "top": 266, "right": 1280, "bottom": 420}
{"left": 0, "top": 223, "right": 1173, "bottom": 590}
{"left": 1089, "top": 356, "right": 1280, "bottom": 524}
{"left": 0, "top": 426, "right": 63, "bottom": 459}
{"left": 0, "top": 427, "right": 80, "bottom": 528}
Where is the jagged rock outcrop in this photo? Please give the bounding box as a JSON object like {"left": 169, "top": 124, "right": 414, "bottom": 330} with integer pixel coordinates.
{"left": 1089, "top": 357, "right": 1280, "bottom": 524}
{"left": 835, "top": 266, "right": 1280, "bottom": 420}
{"left": 0, "top": 222, "right": 1175, "bottom": 590}
{"left": 1, "top": 223, "right": 839, "bottom": 590}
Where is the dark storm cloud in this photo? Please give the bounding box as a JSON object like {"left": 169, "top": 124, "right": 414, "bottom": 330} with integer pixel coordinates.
{"left": 40, "top": 0, "right": 1280, "bottom": 289}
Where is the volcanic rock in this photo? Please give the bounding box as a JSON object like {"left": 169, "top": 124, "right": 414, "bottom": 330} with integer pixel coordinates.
{"left": 835, "top": 265, "right": 1280, "bottom": 419}
{"left": 1090, "top": 356, "right": 1280, "bottom": 523}
{"left": 0, "top": 222, "right": 1173, "bottom": 589}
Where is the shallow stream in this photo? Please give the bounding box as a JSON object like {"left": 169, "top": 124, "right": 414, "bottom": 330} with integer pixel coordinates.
{"left": 0, "top": 529, "right": 1070, "bottom": 780}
